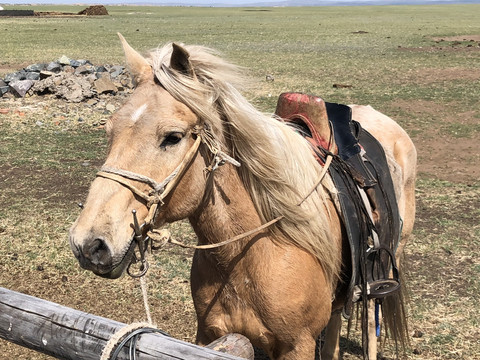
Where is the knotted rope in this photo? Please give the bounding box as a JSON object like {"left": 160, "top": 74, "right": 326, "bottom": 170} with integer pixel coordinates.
{"left": 100, "top": 256, "right": 170, "bottom": 360}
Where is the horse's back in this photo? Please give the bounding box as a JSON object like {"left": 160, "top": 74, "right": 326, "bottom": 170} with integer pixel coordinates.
{"left": 349, "top": 105, "right": 416, "bottom": 167}
{"left": 349, "top": 104, "right": 416, "bottom": 256}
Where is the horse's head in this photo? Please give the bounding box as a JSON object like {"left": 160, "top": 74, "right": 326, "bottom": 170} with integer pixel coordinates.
{"left": 69, "top": 35, "right": 213, "bottom": 278}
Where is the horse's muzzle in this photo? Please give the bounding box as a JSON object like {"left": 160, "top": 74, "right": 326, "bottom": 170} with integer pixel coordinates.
{"left": 69, "top": 233, "right": 135, "bottom": 279}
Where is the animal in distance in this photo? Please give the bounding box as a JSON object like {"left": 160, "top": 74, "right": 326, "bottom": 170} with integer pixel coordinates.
{"left": 69, "top": 34, "right": 416, "bottom": 359}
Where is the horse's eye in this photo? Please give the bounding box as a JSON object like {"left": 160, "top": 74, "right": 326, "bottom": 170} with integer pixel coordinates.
{"left": 160, "top": 132, "right": 183, "bottom": 149}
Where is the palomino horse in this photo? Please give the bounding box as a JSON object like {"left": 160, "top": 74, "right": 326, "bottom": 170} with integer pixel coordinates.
{"left": 69, "top": 34, "right": 416, "bottom": 359}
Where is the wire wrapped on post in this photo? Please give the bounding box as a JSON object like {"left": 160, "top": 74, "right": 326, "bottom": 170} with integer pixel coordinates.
{"left": 100, "top": 322, "right": 170, "bottom": 360}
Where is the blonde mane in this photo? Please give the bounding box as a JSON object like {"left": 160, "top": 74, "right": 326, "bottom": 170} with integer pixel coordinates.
{"left": 149, "top": 43, "right": 340, "bottom": 283}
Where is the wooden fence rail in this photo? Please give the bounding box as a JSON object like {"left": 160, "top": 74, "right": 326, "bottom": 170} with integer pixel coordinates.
{"left": 0, "top": 287, "right": 253, "bottom": 359}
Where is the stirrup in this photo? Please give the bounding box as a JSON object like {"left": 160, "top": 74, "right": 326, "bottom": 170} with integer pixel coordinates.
{"left": 368, "top": 279, "right": 400, "bottom": 299}
{"left": 367, "top": 246, "right": 401, "bottom": 299}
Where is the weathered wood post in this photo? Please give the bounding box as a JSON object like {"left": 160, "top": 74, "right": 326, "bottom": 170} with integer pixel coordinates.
{"left": 0, "top": 287, "right": 253, "bottom": 359}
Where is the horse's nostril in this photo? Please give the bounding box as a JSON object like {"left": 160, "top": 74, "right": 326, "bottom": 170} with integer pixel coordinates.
{"left": 85, "top": 238, "right": 111, "bottom": 266}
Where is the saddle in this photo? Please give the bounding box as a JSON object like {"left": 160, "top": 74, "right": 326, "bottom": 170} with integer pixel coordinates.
{"left": 275, "top": 93, "right": 402, "bottom": 318}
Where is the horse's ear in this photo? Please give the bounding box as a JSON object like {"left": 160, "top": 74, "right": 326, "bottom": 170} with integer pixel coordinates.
{"left": 118, "top": 33, "right": 152, "bottom": 83}
{"left": 170, "top": 43, "right": 196, "bottom": 79}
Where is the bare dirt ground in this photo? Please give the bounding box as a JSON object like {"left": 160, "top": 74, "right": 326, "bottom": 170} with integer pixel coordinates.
{"left": 0, "top": 63, "right": 30, "bottom": 76}
{"left": 387, "top": 62, "right": 480, "bottom": 185}
{"left": 394, "top": 97, "right": 479, "bottom": 183}
{"left": 432, "top": 35, "right": 480, "bottom": 42}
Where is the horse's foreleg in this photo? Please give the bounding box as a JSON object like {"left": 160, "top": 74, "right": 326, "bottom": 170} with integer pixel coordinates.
{"left": 195, "top": 328, "right": 211, "bottom": 346}
{"left": 321, "top": 311, "right": 342, "bottom": 360}
{"left": 195, "top": 321, "right": 228, "bottom": 346}
{"left": 273, "top": 333, "right": 317, "bottom": 360}
{"left": 368, "top": 299, "right": 379, "bottom": 360}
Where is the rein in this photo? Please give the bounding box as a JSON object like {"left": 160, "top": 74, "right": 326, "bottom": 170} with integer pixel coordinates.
{"left": 148, "top": 152, "right": 334, "bottom": 250}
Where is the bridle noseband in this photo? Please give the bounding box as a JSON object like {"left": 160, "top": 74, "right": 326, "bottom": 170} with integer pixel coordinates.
{"left": 95, "top": 125, "right": 240, "bottom": 277}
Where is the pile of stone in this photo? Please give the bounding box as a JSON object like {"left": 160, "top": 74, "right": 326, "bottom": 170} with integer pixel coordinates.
{"left": 77, "top": 5, "right": 109, "bottom": 16}
{"left": 0, "top": 56, "right": 133, "bottom": 103}
{"left": 0, "top": 5, "right": 109, "bottom": 17}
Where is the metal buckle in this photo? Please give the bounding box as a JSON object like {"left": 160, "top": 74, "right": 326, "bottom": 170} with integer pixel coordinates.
{"left": 127, "top": 210, "right": 150, "bottom": 278}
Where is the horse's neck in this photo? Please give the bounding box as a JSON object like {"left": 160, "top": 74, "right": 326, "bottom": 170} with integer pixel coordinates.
{"left": 189, "top": 164, "right": 264, "bottom": 257}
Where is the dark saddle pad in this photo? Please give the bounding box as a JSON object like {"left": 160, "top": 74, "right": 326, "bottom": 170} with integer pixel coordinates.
{"left": 275, "top": 93, "right": 402, "bottom": 317}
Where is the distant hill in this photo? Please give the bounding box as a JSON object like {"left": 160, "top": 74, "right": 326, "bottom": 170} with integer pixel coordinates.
{"left": 3, "top": 0, "right": 479, "bottom": 6}
{"left": 120, "top": 0, "right": 480, "bottom": 6}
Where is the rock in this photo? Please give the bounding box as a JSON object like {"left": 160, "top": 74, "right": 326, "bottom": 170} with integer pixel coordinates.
{"left": 412, "top": 330, "right": 424, "bottom": 338}
{"left": 63, "top": 87, "right": 84, "bottom": 102}
{"left": 25, "top": 63, "right": 46, "bottom": 72}
{"left": 60, "top": 75, "right": 94, "bottom": 102}
{"left": 120, "top": 76, "right": 134, "bottom": 89}
{"left": 40, "top": 71, "right": 55, "bottom": 79}
{"left": 0, "top": 86, "right": 9, "bottom": 96}
{"left": 69, "top": 59, "right": 82, "bottom": 68}
{"left": 75, "top": 64, "right": 95, "bottom": 75}
{"left": 95, "top": 100, "right": 106, "bottom": 109}
{"left": 105, "top": 103, "right": 116, "bottom": 113}
{"left": 63, "top": 65, "right": 75, "bottom": 74}
{"left": 4, "top": 71, "right": 27, "bottom": 83}
{"left": 46, "top": 62, "right": 63, "bottom": 73}
{"left": 53, "top": 76, "right": 64, "bottom": 86}
{"left": 58, "top": 55, "right": 71, "bottom": 65}
{"left": 96, "top": 65, "right": 107, "bottom": 73}
{"left": 86, "top": 98, "right": 98, "bottom": 106}
{"left": 109, "top": 65, "right": 124, "bottom": 78}
{"left": 25, "top": 72, "right": 40, "bottom": 81}
{"left": 85, "top": 74, "right": 97, "bottom": 85}
{"left": 94, "top": 76, "right": 118, "bottom": 94}
{"left": 77, "top": 59, "right": 92, "bottom": 66}
{"left": 9, "top": 79, "right": 35, "bottom": 97}
{"left": 96, "top": 71, "right": 108, "bottom": 79}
